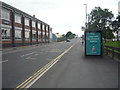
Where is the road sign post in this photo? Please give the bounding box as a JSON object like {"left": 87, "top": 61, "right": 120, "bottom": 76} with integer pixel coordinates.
{"left": 85, "top": 30, "right": 102, "bottom": 56}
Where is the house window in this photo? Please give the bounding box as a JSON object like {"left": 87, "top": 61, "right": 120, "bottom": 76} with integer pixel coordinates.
{"left": 46, "top": 26, "right": 48, "bottom": 31}
{"left": 2, "top": 28, "right": 10, "bottom": 40}
{"left": 25, "top": 18, "right": 29, "bottom": 26}
{"left": 32, "top": 21, "right": 35, "bottom": 27}
{"left": 25, "top": 31, "right": 30, "bottom": 40}
{"left": 43, "top": 32, "right": 45, "bottom": 41}
{"left": 46, "top": 32, "right": 49, "bottom": 39}
{"left": 38, "top": 31, "right": 41, "bottom": 40}
{"left": 42, "top": 24, "right": 45, "bottom": 30}
{"left": 2, "top": 9, "right": 10, "bottom": 21}
{"left": 15, "top": 14, "right": 21, "bottom": 23}
{"left": 15, "top": 30, "right": 22, "bottom": 40}
{"left": 38, "top": 23, "right": 41, "bottom": 29}
{"left": 32, "top": 30, "right": 36, "bottom": 40}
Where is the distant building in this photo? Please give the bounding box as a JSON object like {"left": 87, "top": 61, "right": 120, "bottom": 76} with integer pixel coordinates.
{"left": 118, "top": 1, "right": 120, "bottom": 41}
{"left": 82, "top": 35, "right": 85, "bottom": 41}
{"left": 52, "top": 33, "right": 63, "bottom": 42}
{"left": 81, "top": 26, "right": 85, "bottom": 31}
{"left": 52, "top": 33, "right": 57, "bottom": 42}
{"left": 54, "top": 33, "right": 62, "bottom": 38}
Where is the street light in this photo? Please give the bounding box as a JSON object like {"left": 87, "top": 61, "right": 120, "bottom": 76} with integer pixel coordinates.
{"left": 84, "top": 4, "right": 87, "bottom": 29}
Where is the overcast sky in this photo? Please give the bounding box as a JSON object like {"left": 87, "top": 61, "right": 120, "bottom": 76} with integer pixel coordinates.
{"left": 2, "top": 0, "right": 119, "bottom": 36}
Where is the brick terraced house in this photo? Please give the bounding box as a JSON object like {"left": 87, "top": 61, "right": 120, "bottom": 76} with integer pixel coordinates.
{"left": 1, "top": 2, "right": 51, "bottom": 48}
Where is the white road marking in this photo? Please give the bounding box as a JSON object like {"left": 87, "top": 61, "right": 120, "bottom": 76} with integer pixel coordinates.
{"left": 21, "top": 52, "right": 36, "bottom": 57}
{"left": 25, "top": 57, "right": 36, "bottom": 60}
{"left": 34, "top": 54, "right": 39, "bottom": 56}
{"left": 0, "top": 60, "right": 8, "bottom": 63}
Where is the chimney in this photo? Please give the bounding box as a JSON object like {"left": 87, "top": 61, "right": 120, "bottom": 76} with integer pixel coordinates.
{"left": 33, "top": 15, "right": 35, "bottom": 18}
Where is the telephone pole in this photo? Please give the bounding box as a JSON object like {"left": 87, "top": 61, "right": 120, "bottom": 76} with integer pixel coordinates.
{"left": 84, "top": 4, "right": 87, "bottom": 30}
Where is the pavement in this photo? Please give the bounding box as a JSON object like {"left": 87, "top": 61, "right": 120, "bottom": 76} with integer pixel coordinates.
{"left": 2, "top": 43, "right": 53, "bottom": 54}
{"left": 2, "top": 38, "right": 119, "bottom": 89}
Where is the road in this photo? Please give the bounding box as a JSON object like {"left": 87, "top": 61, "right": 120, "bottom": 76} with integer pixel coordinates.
{"left": 2, "top": 38, "right": 118, "bottom": 88}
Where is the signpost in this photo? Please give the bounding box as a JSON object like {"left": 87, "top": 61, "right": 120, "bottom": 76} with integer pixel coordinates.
{"left": 85, "top": 31, "right": 102, "bottom": 56}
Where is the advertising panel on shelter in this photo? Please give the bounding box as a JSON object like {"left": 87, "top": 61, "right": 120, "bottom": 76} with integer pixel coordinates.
{"left": 85, "top": 31, "right": 102, "bottom": 56}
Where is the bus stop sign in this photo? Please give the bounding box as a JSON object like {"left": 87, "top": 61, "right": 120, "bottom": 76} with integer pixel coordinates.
{"left": 85, "top": 31, "right": 102, "bottom": 56}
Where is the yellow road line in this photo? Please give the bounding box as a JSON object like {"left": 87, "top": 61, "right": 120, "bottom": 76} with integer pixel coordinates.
{"left": 15, "top": 59, "right": 54, "bottom": 89}
{"left": 15, "top": 43, "right": 76, "bottom": 89}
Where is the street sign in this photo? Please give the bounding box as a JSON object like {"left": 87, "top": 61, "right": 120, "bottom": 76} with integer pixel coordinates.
{"left": 85, "top": 31, "right": 102, "bottom": 56}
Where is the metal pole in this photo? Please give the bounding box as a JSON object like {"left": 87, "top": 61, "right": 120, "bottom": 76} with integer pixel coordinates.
{"left": 84, "top": 4, "right": 87, "bottom": 29}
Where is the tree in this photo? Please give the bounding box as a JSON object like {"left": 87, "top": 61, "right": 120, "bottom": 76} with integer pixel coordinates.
{"left": 62, "top": 34, "right": 66, "bottom": 37}
{"left": 88, "top": 7, "right": 114, "bottom": 39}
{"left": 116, "top": 15, "right": 120, "bottom": 41}
{"left": 66, "top": 31, "right": 72, "bottom": 38}
{"left": 88, "top": 7, "right": 114, "bottom": 30}
{"left": 112, "top": 20, "right": 119, "bottom": 41}
{"left": 65, "top": 31, "right": 76, "bottom": 39}
{"left": 103, "top": 26, "right": 115, "bottom": 40}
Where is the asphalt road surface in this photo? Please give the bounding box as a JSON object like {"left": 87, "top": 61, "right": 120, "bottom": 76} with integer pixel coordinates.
{"left": 2, "top": 38, "right": 118, "bottom": 88}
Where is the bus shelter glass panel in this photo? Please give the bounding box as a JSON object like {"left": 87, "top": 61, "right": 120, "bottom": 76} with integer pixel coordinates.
{"left": 85, "top": 31, "right": 102, "bottom": 56}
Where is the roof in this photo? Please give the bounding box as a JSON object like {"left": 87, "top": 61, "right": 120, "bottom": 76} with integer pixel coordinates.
{"left": 54, "top": 33, "right": 62, "bottom": 38}
{"left": 1, "top": 1, "right": 49, "bottom": 26}
{"left": 52, "top": 34, "right": 57, "bottom": 39}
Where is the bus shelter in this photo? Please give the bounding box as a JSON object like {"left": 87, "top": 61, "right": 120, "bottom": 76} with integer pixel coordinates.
{"left": 85, "top": 30, "right": 102, "bottom": 56}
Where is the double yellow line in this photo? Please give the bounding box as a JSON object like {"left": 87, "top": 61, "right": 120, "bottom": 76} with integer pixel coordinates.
{"left": 15, "top": 44, "right": 75, "bottom": 89}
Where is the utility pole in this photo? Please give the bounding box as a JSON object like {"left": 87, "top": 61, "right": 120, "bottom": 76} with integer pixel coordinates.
{"left": 84, "top": 4, "right": 87, "bottom": 30}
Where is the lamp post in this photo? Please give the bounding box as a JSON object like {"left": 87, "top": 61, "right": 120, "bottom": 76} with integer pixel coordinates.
{"left": 84, "top": 4, "right": 87, "bottom": 30}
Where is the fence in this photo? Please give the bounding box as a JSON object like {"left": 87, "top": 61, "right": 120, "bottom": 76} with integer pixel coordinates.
{"left": 103, "top": 45, "right": 120, "bottom": 60}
